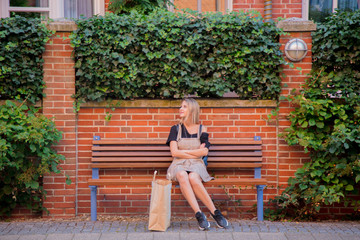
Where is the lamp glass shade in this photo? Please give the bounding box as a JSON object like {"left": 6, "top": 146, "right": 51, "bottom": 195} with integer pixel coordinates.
{"left": 285, "top": 39, "right": 308, "bottom": 62}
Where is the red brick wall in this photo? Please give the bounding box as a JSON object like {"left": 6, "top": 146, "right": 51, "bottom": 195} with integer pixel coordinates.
{"left": 278, "top": 31, "right": 312, "bottom": 189}
{"left": 41, "top": 31, "right": 77, "bottom": 218}
{"left": 76, "top": 106, "right": 278, "bottom": 218}
{"left": 233, "top": 0, "right": 265, "bottom": 16}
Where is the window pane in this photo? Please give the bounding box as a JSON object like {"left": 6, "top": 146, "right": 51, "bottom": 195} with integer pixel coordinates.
{"left": 10, "top": 11, "right": 48, "bottom": 18}
{"left": 309, "top": 0, "right": 333, "bottom": 22}
{"left": 64, "top": 0, "right": 93, "bottom": 19}
{"left": 10, "top": 0, "right": 49, "bottom": 8}
{"left": 338, "top": 0, "right": 360, "bottom": 10}
{"left": 173, "top": 0, "right": 228, "bottom": 13}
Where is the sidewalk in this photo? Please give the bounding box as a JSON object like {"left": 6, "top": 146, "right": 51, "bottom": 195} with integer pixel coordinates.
{"left": 1, "top": 218, "right": 360, "bottom": 240}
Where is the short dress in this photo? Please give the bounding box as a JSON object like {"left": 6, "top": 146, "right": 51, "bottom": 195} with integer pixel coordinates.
{"left": 166, "top": 124, "right": 214, "bottom": 183}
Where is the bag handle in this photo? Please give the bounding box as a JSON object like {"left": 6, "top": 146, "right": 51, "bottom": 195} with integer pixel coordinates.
{"left": 153, "top": 170, "right": 157, "bottom": 182}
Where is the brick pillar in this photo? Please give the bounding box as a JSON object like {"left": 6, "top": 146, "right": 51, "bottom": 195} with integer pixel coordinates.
{"left": 277, "top": 19, "right": 316, "bottom": 191}
{"left": 42, "top": 21, "right": 77, "bottom": 218}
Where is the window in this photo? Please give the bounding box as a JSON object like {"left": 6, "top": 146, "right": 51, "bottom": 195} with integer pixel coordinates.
{"left": 303, "top": 0, "right": 360, "bottom": 22}
{"left": 168, "top": 0, "right": 233, "bottom": 13}
{"left": 0, "top": 0, "right": 105, "bottom": 19}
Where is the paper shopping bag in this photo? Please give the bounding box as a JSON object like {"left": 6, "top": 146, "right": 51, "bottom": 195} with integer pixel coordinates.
{"left": 148, "top": 171, "right": 172, "bottom": 231}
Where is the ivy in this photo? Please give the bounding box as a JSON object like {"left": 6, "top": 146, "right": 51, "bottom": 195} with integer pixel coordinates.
{"left": 71, "top": 10, "right": 285, "bottom": 102}
{"left": 312, "top": 10, "right": 360, "bottom": 72}
{"left": 0, "top": 101, "right": 65, "bottom": 216}
{"left": 0, "top": 16, "right": 52, "bottom": 104}
{"left": 266, "top": 10, "right": 360, "bottom": 221}
{"left": 108, "top": 0, "right": 172, "bottom": 15}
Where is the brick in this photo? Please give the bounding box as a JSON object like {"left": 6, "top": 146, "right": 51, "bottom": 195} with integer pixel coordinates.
{"left": 213, "top": 121, "right": 234, "bottom": 126}
{"left": 213, "top": 108, "right": 234, "bottom": 113}
{"left": 127, "top": 121, "right": 148, "bottom": 126}
{"left": 127, "top": 133, "right": 148, "bottom": 138}
{"left": 132, "top": 115, "right": 153, "bottom": 120}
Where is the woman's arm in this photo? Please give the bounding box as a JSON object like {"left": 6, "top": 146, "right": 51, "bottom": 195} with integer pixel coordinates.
{"left": 169, "top": 141, "right": 195, "bottom": 159}
{"left": 183, "top": 146, "right": 208, "bottom": 158}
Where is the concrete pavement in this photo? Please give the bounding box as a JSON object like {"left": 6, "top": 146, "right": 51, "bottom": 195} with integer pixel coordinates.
{"left": 1, "top": 218, "right": 360, "bottom": 240}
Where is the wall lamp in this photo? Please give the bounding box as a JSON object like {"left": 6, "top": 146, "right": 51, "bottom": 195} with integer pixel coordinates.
{"left": 284, "top": 38, "right": 308, "bottom": 62}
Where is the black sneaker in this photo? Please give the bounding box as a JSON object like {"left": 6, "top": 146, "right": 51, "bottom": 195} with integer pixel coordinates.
{"left": 195, "top": 211, "right": 210, "bottom": 231}
{"left": 210, "top": 209, "right": 229, "bottom": 228}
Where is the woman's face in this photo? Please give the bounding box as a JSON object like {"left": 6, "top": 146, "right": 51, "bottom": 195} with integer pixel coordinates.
{"left": 179, "top": 101, "right": 189, "bottom": 119}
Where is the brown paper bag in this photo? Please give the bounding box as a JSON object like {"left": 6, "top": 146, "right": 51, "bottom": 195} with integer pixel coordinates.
{"left": 148, "top": 171, "right": 172, "bottom": 231}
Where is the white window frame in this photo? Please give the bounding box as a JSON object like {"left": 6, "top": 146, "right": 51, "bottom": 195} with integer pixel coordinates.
{"left": 168, "top": 0, "right": 233, "bottom": 13}
{"left": 0, "top": 0, "right": 105, "bottom": 19}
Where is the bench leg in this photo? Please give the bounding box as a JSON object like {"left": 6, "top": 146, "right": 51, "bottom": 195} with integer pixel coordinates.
{"left": 257, "top": 185, "right": 265, "bottom": 221}
{"left": 89, "top": 185, "right": 97, "bottom": 221}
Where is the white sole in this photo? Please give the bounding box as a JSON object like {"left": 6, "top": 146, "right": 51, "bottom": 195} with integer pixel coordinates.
{"left": 212, "top": 217, "right": 229, "bottom": 229}
{"left": 198, "top": 222, "right": 210, "bottom": 231}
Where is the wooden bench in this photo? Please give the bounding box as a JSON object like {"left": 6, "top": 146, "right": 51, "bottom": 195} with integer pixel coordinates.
{"left": 88, "top": 136, "right": 267, "bottom": 221}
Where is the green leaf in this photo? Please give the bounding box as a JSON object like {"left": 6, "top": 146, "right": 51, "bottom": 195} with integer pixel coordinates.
{"left": 356, "top": 175, "right": 360, "bottom": 183}
{"left": 345, "top": 185, "right": 354, "bottom": 191}
{"left": 309, "top": 119, "right": 316, "bottom": 126}
{"left": 28, "top": 181, "right": 39, "bottom": 189}
{"left": 316, "top": 122, "right": 324, "bottom": 128}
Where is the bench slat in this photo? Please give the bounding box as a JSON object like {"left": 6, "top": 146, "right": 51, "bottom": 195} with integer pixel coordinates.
{"left": 91, "top": 156, "right": 263, "bottom": 162}
{"left": 209, "top": 152, "right": 262, "bottom": 157}
{"left": 91, "top": 157, "right": 173, "bottom": 162}
{"left": 92, "top": 145, "right": 262, "bottom": 151}
{"left": 92, "top": 152, "right": 172, "bottom": 157}
{"left": 88, "top": 178, "right": 267, "bottom": 186}
{"left": 92, "top": 151, "right": 262, "bottom": 157}
{"left": 90, "top": 162, "right": 263, "bottom": 169}
{"left": 92, "top": 146, "right": 170, "bottom": 151}
{"left": 93, "top": 139, "right": 262, "bottom": 145}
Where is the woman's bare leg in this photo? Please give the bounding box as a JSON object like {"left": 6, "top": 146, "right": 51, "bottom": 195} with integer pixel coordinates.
{"left": 176, "top": 171, "right": 201, "bottom": 213}
{"left": 188, "top": 172, "right": 216, "bottom": 214}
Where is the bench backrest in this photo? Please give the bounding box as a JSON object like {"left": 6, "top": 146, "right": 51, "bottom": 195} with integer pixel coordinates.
{"left": 91, "top": 138, "right": 262, "bottom": 169}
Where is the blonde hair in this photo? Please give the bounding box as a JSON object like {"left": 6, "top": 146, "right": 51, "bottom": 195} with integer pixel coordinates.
{"left": 180, "top": 98, "right": 200, "bottom": 125}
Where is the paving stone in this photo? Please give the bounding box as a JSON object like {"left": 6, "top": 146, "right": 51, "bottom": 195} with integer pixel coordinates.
{"left": 99, "top": 232, "right": 127, "bottom": 240}
{"left": 258, "top": 232, "right": 287, "bottom": 240}
{"left": 285, "top": 233, "right": 315, "bottom": 240}
{"left": 206, "top": 232, "right": 233, "bottom": 240}
{"left": 45, "top": 233, "right": 74, "bottom": 240}
{"left": 134, "top": 222, "right": 148, "bottom": 232}
{"left": 18, "top": 234, "right": 47, "bottom": 240}
{"left": 126, "top": 223, "right": 137, "bottom": 233}
{"left": 153, "top": 232, "right": 180, "bottom": 240}
{"left": 127, "top": 232, "right": 153, "bottom": 240}
{"left": 311, "top": 233, "right": 343, "bottom": 240}
{"left": 180, "top": 232, "right": 206, "bottom": 240}
{"left": 339, "top": 234, "right": 360, "bottom": 240}
{"left": 0, "top": 236, "right": 20, "bottom": 240}
{"left": 232, "top": 232, "right": 260, "bottom": 240}
{"left": 73, "top": 233, "right": 101, "bottom": 240}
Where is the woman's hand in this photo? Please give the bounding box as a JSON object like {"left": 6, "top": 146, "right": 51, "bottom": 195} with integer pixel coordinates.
{"left": 169, "top": 141, "right": 208, "bottom": 159}
{"left": 169, "top": 141, "right": 194, "bottom": 159}
{"left": 184, "top": 147, "right": 208, "bottom": 158}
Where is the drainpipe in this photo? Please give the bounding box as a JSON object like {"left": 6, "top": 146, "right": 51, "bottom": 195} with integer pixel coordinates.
{"left": 264, "top": 0, "right": 272, "bottom": 22}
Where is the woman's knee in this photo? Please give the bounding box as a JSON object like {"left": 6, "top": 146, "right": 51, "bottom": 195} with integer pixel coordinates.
{"left": 176, "top": 171, "right": 189, "bottom": 183}
{"left": 188, "top": 172, "right": 202, "bottom": 186}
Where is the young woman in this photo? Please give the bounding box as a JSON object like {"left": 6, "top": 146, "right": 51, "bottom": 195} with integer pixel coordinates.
{"left": 166, "top": 98, "right": 229, "bottom": 230}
